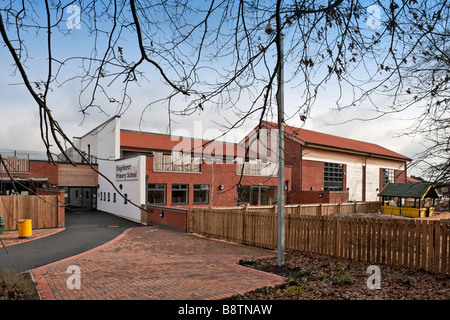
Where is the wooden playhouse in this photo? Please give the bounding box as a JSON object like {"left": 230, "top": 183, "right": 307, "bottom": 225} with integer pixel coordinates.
{"left": 377, "top": 182, "right": 441, "bottom": 218}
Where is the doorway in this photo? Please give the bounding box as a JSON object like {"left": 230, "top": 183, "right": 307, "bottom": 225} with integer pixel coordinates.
{"left": 66, "top": 187, "right": 97, "bottom": 210}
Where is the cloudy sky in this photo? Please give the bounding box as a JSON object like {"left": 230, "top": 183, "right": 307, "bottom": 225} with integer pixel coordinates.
{"left": 0, "top": 2, "right": 426, "bottom": 176}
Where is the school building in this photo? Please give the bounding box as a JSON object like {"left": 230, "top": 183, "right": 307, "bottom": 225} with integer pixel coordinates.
{"left": 1, "top": 116, "right": 410, "bottom": 224}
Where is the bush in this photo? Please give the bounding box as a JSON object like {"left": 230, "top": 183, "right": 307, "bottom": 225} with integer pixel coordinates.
{"left": 0, "top": 269, "right": 39, "bottom": 300}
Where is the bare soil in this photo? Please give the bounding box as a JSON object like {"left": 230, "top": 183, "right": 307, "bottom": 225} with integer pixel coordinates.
{"left": 231, "top": 251, "right": 449, "bottom": 300}
{"left": 230, "top": 212, "right": 450, "bottom": 301}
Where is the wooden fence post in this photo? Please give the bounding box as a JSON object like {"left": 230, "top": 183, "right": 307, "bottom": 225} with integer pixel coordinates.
{"left": 140, "top": 204, "right": 147, "bottom": 225}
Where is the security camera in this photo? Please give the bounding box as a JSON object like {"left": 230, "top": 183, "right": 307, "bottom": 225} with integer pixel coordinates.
{"left": 265, "top": 23, "right": 274, "bottom": 35}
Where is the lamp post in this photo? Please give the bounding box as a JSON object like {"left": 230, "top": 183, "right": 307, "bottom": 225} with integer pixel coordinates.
{"left": 266, "top": 22, "right": 285, "bottom": 266}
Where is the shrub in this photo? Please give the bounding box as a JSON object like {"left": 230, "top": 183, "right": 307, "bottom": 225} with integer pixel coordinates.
{"left": 0, "top": 269, "right": 39, "bottom": 300}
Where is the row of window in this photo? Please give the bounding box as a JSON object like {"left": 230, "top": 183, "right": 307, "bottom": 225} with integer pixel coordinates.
{"left": 323, "top": 163, "right": 396, "bottom": 192}
{"left": 100, "top": 166, "right": 397, "bottom": 205}
{"left": 99, "top": 191, "right": 128, "bottom": 204}
{"left": 148, "top": 184, "right": 209, "bottom": 205}
{"left": 236, "top": 185, "right": 277, "bottom": 206}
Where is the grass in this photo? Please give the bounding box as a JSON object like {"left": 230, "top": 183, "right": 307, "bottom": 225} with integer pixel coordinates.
{"left": 0, "top": 269, "right": 40, "bottom": 300}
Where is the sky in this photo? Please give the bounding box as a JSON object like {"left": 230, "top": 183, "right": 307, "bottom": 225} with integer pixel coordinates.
{"left": 0, "top": 1, "right": 427, "bottom": 177}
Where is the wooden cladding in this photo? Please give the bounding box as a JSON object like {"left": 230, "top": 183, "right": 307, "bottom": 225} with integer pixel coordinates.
{"left": 187, "top": 208, "right": 450, "bottom": 277}
{"left": 0, "top": 195, "right": 61, "bottom": 230}
{"left": 0, "top": 157, "right": 29, "bottom": 173}
{"left": 153, "top": 152, "right": 201, "bottom": 173}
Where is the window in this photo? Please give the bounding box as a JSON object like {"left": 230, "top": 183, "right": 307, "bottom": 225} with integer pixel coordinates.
{"left": 237, "top": 185, "right": 277, "bottom": 205}
{"left": 382, "top": 169, "right": 395, "bottom": 187}
{"left": 324, "top": 162, "right": 344, "bottom": 191}
{"left": 237, "top": 185, "right": 251, "bottom": 204}
{"left": 107, "top": 192, "right": 110, "bottom": 202}
{"left": 193, "top": 184, "right": 209, "bottom": 204}
{"left": 148, "top": 184, "right": 167, "bottom": 205}
{"left": 113, "top": 193, "right": 116, "bottom": 203}
{"left": 124, "top": 193, "right": 128, "bottom": 204}
{"left": 171, "top": 184, "right": 189, "bottom": 204}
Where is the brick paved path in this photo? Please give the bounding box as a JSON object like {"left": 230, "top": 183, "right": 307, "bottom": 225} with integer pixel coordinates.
{"left": 0, "top": 228, "right": 64, "bottom": 247}
{"left": 32, "top": 226, "right": 284, "bottom": 300}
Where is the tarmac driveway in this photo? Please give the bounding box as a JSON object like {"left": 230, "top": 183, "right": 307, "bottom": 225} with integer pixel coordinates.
{"left": 31, "top": 225, "right": 284, "bottom": 300}
{"left": 0, "top": 210, "right": 139, "bottom": 273}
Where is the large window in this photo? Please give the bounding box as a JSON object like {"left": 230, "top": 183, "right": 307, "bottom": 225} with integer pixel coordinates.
{"left": 193, "top": 184, "right": 209, "bottom": 204}
{"left": 324, "top": 162, "right": 344, "bottom": 191}
{"left": 237, "top": 185, "right": 251, "bottom": 204}
{"left": 171, "top": 184, "right": 189, "bottom": 204}
{"left": 382, "top": 169, "right": 395, "bottom": 187}
{"left": 148, "top": 183, "right": 167, "bottom": 205}
{"left": 237, "top": 185, "right": 277, "bottom": 205}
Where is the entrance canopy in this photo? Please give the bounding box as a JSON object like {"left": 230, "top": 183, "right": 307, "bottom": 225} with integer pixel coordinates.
{"left": 378, "top": 182, "right": 440, "bottom": 199}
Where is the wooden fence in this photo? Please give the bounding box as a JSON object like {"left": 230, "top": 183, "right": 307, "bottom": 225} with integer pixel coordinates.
{"left": 187, "top": 208, "right": 450, "bottom": 277}
{"left": 208, "top": 201, "right": 382, "bottom": 216}
{"left": 0, "top": 195, "right": 61, "bottom": 230}
{"left": 0, "top": 156, "right": 29, "bottom": 173}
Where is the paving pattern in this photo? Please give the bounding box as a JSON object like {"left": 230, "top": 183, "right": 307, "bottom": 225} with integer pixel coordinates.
{"left": 31, "top": 226, "right": 285, "bottom": 300}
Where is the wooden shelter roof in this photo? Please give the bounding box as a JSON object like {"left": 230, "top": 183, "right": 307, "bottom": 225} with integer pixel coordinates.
{"left": 377, "top": 183, "right": 441, "bottom": 199}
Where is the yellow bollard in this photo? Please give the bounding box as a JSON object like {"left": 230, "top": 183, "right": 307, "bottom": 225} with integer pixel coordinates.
{"left": 18, "top": 219, "right": 32, "bottom": 239}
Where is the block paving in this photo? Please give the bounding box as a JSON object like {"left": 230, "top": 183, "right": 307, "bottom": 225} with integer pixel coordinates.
{"left": 31, "top": 226, "right": 285, "bottom": 300}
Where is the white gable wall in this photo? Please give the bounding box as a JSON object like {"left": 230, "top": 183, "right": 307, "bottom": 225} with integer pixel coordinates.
{"left": 75, "top": 116, "right": 146, "bottom": 223}
{"left": 303, "top": 147, "right": 406, "bottom": 202}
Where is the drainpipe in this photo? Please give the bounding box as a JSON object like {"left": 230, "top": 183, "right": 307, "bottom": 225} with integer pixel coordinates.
{"left": 300, "top": 147, "right": 303, "bottom": 192}
{"left": 362, "top": 154, "right": 372, "bottom": 202}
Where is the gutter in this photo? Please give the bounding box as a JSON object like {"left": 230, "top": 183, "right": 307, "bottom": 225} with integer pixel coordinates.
{"left": 305, "top": 142, "right": 411, "bottom": 162}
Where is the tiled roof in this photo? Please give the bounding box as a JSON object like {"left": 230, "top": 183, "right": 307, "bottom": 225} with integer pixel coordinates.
{"left": 120, "top": 130, "right": 244, "bottom": 157}
{"left": 378, "top": 182, "right": 440, "bottom": 199}
{"left": 262, "top": 121, "right": 411, "bottom": 161}
{"left": 407, "top": 176, "right": 422, "bottom": 183}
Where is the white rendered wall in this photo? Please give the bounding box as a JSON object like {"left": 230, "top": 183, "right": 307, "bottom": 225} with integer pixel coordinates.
{"left": 97, "top": 155, "right": 146, "bottom": 223}
{"left": 77, "top": 116, "right": 146, "bottom": 223}
{"left": 303, "top": 147, "right": 406, "bottom": 202}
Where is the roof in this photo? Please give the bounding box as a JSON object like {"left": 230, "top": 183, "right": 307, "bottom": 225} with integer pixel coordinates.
{"left": 262, "top": 121, "right": 411, "bottom": 161}
{"left": 377, "top": 183, "right": 441, "bottom": 199}
{"left": 120, "top": 130, "right": 248, "bottom": 158}
{"left": 407, "top": 176, "right": 422, "bottom": 183}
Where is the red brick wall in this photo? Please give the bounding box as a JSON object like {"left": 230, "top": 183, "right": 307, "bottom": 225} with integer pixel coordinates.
{"left": 301, "top": 160, "right": 324, "bottom": 191}
{"left": 29, "top": 161, "right": 59, "bottom": 186}
{"left": 144, "top": 204, "right": 187, "bottom": 231}
{"left": 284, "top": 138, "right": 302, "bottom": 193}
{"left": 395, "top": 168, "right": 407, "bottom": 183}
{"left": 146, "top": 156, "right": 281, "bottom": 208}
{"left": 290, "top": 190, "right": 349, "bottom": 204}
{"left": 0, "top": 160, "right": 59, "bottom": 186}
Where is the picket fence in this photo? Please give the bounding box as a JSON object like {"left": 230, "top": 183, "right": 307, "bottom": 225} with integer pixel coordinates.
{"left": 213, "top": 202, "right": 382, "bottom": 216}
{"left": 187, "top": 207, "right": 450, "bottom": 277}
